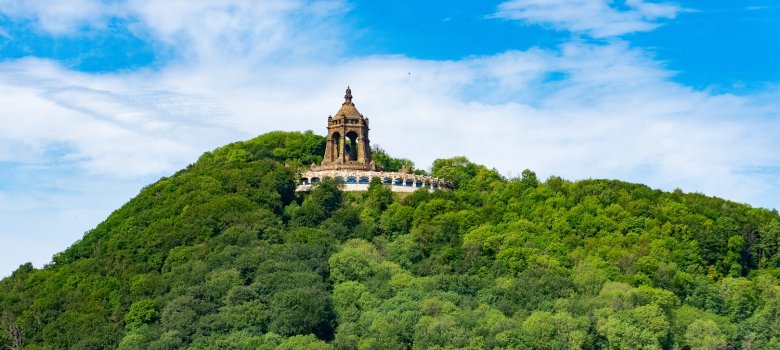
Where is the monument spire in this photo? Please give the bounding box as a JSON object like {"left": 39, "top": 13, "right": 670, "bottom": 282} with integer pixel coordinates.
{"left": 344, "top": 86, "right": 353, "bottom": 104}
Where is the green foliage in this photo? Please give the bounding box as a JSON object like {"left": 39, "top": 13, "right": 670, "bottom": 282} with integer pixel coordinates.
{"left": 685, "top": 319, "right": 726, "bottom": 350}
{"left": 291, "top": 178, "right": 344, "bottom": 227}
{"left": 268, "top": 288, "right": 333, "bottom": 338}
{"left": 372, "top": 145, "right": 415, "bottom": 173}
{"left": 1, "top": 132, "right": 779, "bottom": 349}
{"left": 328, "top": 239, "right": 384, "bottom": 284}
{"left": 431, "top": 156, "right": 483, "bottom": 188}
{"left": 365, "top": 177, "right": 394, "bottom": 211}
{"left": 596, "top": 304, "right": 670, "bottom": 350}
{"left": 125, "top": 299, "right": 159, "bottom": 330}
{"left": 522, "top": 311, "right": 587, "bottom": 350}
{"left": 277, "top": 334, "right": 334, "bottom": 350}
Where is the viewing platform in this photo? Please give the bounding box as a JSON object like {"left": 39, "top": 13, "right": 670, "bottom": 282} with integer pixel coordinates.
{"left": 296, "top": 169, "right": 451, "bottom": 192}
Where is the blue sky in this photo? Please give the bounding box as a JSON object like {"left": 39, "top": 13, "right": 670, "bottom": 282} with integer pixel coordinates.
{"left": 0, "top": 0, "right": 778, "bottom": 277}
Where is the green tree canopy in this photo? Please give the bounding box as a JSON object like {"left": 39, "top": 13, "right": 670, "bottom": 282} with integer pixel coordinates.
{"left": 1, "top": 131, "right": 778, "bottom": 349}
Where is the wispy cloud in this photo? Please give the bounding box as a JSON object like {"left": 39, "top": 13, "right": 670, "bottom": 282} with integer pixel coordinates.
{"left": 493, "top": 0, "right": 683, "bottom": 37}
{"left": 745, "top": 6, "right": 769, "bottom": 11}
{"left": 0, "top": 59, "right": 238, "bottom": 177}
{"left": 0, "top": 0, "right": 113, "bottom": 34}
{"left": 0, "top": 0, "right": 348, "bottom": 64}
{"left": 2, "top": 39, "right": 777, "bottom": 205}
{"left": 0, "top": 27, "right": 11, "bottom": 40}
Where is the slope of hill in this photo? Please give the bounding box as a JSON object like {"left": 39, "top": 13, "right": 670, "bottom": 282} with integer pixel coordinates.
{"left": 1, "top": 131, "right": 779, "bottom": 349}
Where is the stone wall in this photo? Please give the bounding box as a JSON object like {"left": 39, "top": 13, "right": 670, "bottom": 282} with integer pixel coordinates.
{"left": 296, "top": 170, "right": 451, "bottom": 192}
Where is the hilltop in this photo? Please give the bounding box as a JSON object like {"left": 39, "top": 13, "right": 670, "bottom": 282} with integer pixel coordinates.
{"left": 1, "top": 131, "right": 779, "bottom": 349}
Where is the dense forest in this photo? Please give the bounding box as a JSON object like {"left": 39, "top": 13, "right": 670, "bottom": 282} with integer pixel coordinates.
{"left": 1, "top": 131, "right": 779, "bottom": 349}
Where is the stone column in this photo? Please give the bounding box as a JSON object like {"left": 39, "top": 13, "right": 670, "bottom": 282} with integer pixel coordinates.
{"left": 357, "top": 137, "right": 365, "bottom": 163}
{"left": 339, "top": 127, "right": 346, "bottom": 163}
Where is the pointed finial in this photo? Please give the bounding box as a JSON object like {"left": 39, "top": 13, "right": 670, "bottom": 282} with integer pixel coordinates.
{"left": 344, "top": 86, "right": 352, "bottom": 103}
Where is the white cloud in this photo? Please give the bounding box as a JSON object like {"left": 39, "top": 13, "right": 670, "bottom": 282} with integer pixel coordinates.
{"left": 0, "top": 0, "right": 348, "bottom": 64}
{"left": 0, "top": 59, "right": 237, "bottom": 178}
{"left": 10, "top": 39, "right": 764, "bottom": 208}
{"left": 124, "top": 0, "right": 348, "bottom": 65}
{"left": 0, "top": 0, "right": 112, "bottom": 34}
{"left": 493, "top": 0, "right": 682, "bottom": 37}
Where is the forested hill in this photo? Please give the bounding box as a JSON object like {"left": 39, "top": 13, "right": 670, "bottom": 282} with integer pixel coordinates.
{"left": 1, "top": 131, "right": 779, "bottom": 350}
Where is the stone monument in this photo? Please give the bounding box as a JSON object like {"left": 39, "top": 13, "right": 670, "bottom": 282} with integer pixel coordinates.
{"left": 297, "top": 87, "right": 450, "bottom": 192}
{"left": 315, "top": 86, "right": 377, "bottom": 171}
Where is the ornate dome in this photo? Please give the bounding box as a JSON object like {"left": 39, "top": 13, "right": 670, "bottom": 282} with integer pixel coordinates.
{"left": 333, "top": 86, "right": 362, "bottom": 118}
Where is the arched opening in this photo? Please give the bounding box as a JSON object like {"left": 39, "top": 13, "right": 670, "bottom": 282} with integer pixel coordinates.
{"left": 301, "top": 178, "right": 309, "bottom": 185}
{"left": 415, "top": 180, "right": 423, "bottom": 188}
{"left": 405, "top": 179, "right": 413, "bottom": 187}
{"left": 383, "top": 177, "right": 392, "bottom": 185}
{"left": 346, "top": 176, "right": 357, "bottom": 184}
{"left": 393, "top": 178, "right": 403, "bottom": 186}
{"left": 311, "top": 177, "right": 320, "bottom": 184}
{"left": 331, "top": 132, "right": 341, "bottom": 161}
{"left": 358, "top": 176, "right": 370, "bottom": 184}
{"left": 345, "top": 131, "right": 359, "bottom": 161}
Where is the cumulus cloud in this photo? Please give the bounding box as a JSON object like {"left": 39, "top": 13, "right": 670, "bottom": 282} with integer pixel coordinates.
{"left": 493, "top": 0, "right": 682, "bottom": 37}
